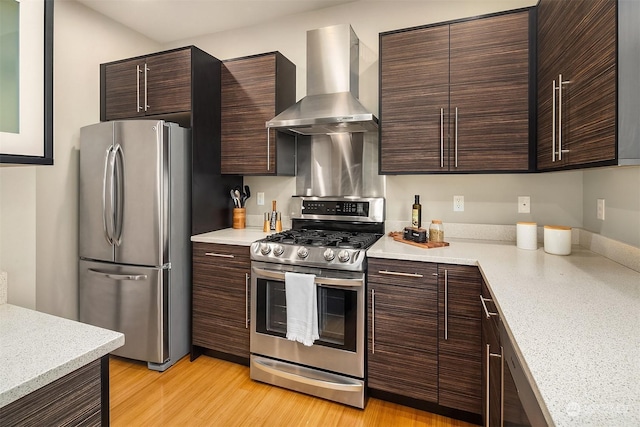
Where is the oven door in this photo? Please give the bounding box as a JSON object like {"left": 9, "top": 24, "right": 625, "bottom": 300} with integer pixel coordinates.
{"left": 250, "top": 261, "right": 365, "bottom": 379}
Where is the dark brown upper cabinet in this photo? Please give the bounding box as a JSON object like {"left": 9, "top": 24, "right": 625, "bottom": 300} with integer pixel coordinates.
{"left": 537, "top": 0, "right": 639, "bottom": 170}
{"left": 379, "top": 8, "right": 536, "bottom": 174}
{"left": 101, "top": 48, "right": 194, "bottom": 120}
{"left": 221, "top": 52, "right": 296, "bottom": 175}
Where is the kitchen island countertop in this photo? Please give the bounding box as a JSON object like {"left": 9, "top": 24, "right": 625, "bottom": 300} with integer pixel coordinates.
{"left": 0, "top": 304, "right": 124, "bottom": 408}
{"left": 368, "top": 235, "right": 640, "bottom": 427}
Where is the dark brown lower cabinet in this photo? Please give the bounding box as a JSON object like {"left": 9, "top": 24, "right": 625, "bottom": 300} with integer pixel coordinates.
{"left": 368, "top": 259, "right": 482, "bottom": 422}
{"left": 438, "top": 265, "right": 482, "bottom": 414}
{"left": 0, "top": 357, "right": 106, "bottom": 426}
{"left": 367, "top": 258, "right": 439, "bottom": 402}
{"left": 192, "top": 242, "right": 251, "bottom": 363}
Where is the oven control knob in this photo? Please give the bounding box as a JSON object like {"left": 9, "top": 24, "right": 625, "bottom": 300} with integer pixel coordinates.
{"left": 260, "top": 243, "right": 271, "bottom": 255}
{"left": 338, "top": 250, "right": 350, "bottom": 263}
{"left": 273, "top": 244, "right": 284, "bottom": 256}
{"left": 297, "top": 247, "right": 309, "bottom": 259}
{"left": 323, "top": 248, "right": 335, "bottom": 261}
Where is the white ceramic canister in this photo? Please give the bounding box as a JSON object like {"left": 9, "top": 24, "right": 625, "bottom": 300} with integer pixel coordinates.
{"left": 516, "top": 222, "right": 538, "bottom": 250}
{"left": 544, "top": 225, "right": 572, "bottom": 255}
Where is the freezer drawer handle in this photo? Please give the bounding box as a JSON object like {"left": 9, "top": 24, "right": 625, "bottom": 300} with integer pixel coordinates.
{"left": 88, "top": 269, "right": 148, "bottom": 281}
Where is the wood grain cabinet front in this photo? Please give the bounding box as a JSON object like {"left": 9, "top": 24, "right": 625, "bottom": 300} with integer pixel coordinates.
{"left": 367, "top": 258, "right": 439, "bottom": 403}
{"left": 368, "top": 258, "right": 483, "bottom": 422}
{"left": 221, "top": 52, "right": 296, "bottom": 175}
{"left": 537, "top": 0, "right": 618, "bottom": 170}
{"left": 536, "top": 0, "right": 640, "bottom": 170}
{"left": 101, "top": 48, "right": 192, "bottom": 120}
{"left": 192, "top": 242, "right": 251, "bottom": 363}
{"left": 379, "top": 9, "right": 535, "bottom": 174}
{"left": 438, "top": 264, "right": 482, "bottom": 415}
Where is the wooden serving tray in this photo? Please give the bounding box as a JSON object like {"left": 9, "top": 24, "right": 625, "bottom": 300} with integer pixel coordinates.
{"left": 388, "top": 231, "right": 450, "bottom": 249}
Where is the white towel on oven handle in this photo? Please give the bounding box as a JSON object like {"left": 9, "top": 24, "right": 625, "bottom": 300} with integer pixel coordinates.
{"left": 285, "top": 272, "right": 319, "bottom": 346}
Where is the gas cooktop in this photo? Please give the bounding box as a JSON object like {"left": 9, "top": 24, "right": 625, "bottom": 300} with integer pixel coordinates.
{"left": 262, "top": 229, "right": 381, "bottom": 250}
{"left": 250, "top": 196, "right": 385, "bottom": 271}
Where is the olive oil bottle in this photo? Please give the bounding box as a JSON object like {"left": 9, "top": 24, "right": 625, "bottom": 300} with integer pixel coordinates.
{"left": 412, "top": 195, "right": 422, "bottom": 228}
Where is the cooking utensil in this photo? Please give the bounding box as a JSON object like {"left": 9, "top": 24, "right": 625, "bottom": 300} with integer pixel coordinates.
{"left": 230, "top": 189, "right": 239, "bottom": 207}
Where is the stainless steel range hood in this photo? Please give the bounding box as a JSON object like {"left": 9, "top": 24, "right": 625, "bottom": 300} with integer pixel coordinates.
{"left": 266, "top": 24, "right": 378, "bottom": 135}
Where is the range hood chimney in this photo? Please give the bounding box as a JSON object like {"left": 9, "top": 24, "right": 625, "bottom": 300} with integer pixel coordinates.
{"left": 266, "top": 24, "right": 378, "bottom": 135}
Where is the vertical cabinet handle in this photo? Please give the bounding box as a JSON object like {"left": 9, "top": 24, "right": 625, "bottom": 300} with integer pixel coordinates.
{"left": 144, "top": 64, "right": 150, "bottom": 111}
{"left": 371, "top": 288, "right": 376, "bottom": 354}
{"left": 136, "top": 65, "right": 142, "bottom": 112}
{"left": 440, "top": 108, "right": 444, "bottom": 168}
{"left": 454, "top": 107, "right": 459, "bottom": 168}
{"left": 500, "top": 346, "right": 505, "bottom": 427}
{"left": 552, "top": 78, "right": 557, "bottom": 162}
{"left": 266, "top": 128, "right": 271, "bottom": 171}
{"left": 485, "top": 343, "right": 491, "bottom": 427}
{"left": 553, "top": 74, "right": 571, "bottom": 162}
{"left": 444, "top": 269, "right": 449, "bottom": 340}
{"left": 245, "top": 273, "right": 250, "bottom": 329}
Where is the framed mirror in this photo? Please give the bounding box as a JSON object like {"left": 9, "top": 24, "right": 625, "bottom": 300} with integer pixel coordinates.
{"left": 0, "top": 0, "right": 53, "bottom": 165}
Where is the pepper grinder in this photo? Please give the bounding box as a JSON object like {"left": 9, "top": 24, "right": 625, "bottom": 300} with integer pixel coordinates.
{"left": 263, "top": 212, "right": 270, "bottom": 232}
{"left": 275, "top": 212, "right": 282, "bottom": 232}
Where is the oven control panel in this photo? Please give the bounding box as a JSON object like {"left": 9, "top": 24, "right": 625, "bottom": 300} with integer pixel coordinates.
{"left": 290, "top": 196, "right": 385, "bottom": 223}
{"left": 302, "top": 200, "right": 369, "bottom": 217}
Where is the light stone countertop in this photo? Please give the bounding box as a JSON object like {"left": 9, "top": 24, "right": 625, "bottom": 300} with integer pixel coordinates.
{"left": 193, "top": 227, "right": 640, "bottom": 426}
{"left": 0, "top": 304, "right": 124, "bottom": 408}
{"left": 191, "top": 227, "right": 272, "bottom": 246}
{"left": 369, "top": 236, "right": 640, "bottom": 427}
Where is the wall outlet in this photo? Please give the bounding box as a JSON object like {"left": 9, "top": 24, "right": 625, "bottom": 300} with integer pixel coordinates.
{"left": 453, "top": 195, "right": 464, "bottom": 212}
{"left": 518, "top": 196, "right": 531, "bottom": 213}
{"left": 257, "top": 192, "right": 265, "bottom": 206}
{"left": 597, "top": 198, "right": 605, "bottom": 220}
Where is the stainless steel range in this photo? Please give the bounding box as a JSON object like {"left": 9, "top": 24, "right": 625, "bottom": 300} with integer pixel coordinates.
{"left": 250, "top": 196, "right": 384, "bottom": 408}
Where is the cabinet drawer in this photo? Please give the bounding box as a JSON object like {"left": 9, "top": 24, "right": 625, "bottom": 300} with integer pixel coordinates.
{"left": 193, "top": 242, "right": 249, "bottom": 268}
{"left": 368, "top": 258, "right": 437, "bottom": 289}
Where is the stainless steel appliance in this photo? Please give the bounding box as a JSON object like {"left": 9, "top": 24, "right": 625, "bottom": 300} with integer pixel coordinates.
{"left": 267, "top": 24, "right": 384, "bottom": 198}
{"left": 250, "top": 196, "right": 384, "bottom": 408}
{"left": 78, "top": 120, "right": 192, "bottom": 371}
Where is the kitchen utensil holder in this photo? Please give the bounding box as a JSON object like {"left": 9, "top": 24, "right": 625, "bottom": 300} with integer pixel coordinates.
{"left": 233, "top": 208, "right": 246, "bottom": 229}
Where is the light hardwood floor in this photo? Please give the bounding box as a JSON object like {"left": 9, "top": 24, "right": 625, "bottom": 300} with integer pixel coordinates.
{"left": 109, "top": 355, "right": 479, "bottom": 427}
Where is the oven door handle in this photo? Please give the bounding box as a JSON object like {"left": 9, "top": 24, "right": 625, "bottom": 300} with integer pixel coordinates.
{"left": 251, "top": 267, "right": 364, "bottom": 288}
{"left": 252, "top": 357, "right": 363, "bottom": 393}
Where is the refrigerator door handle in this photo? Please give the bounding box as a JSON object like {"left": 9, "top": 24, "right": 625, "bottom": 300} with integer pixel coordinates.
{"left": 112, "top": 144, "right": 125, "bottom": 246}
{"left": 102, "top": 146, "right": 115, "bottom": 246}
{"left": 88, "top": 268, "right": 148, "bottom": 281}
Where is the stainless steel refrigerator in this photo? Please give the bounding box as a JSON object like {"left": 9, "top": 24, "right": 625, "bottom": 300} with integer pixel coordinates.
{"left": 79, "top": 120, "right": 191, "bottom": 371}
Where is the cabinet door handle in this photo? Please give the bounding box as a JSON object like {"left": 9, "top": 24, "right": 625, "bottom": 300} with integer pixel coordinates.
{"left": 444, "top": 269, "right": 448, "bottom": 340}
{"left": 558, "top": 74, "right": 570, "bottom": 160}
{"left": 266, "top": 128, "right": 271, "bottom": 171}
{"left": 377, "top": 270, "right": 423, "bottom": 278}
{"left": 440, "top": 107, "right": 444, "bottom": 168}
{"left": 485, "top": 343, "right": 491, "bottom": 427}
{"left": 144, "top": 64, "right": 150, "bottom": 111}
{"left": 245, "top": 273, "right": 250, "bottom": 328}
{"left": 480, "top": 295, "right": 498, "bottom": 318}
{"left": 136, "top": 65, "right": 142, "bottom": 112}
{"left": 552, "top": 78, "right": 557, "bottom": 162}
{"left": 205, "top": 252, "right": 235, "bottom": 258}
{"left": 371, "top": 288, "right": 375, "bottom": 354}
{"left": 454, "top": 107, "right": 458, "bottom": 169}
{"left": 500, "top": 345, "right": 505, "bottom": 427}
